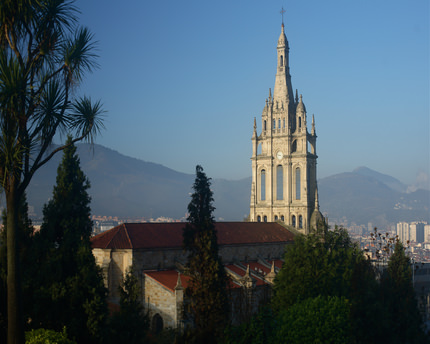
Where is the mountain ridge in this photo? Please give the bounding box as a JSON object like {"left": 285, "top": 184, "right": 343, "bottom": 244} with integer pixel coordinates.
{"left": 13, "top": 143, "right": 429, "bottom": 229}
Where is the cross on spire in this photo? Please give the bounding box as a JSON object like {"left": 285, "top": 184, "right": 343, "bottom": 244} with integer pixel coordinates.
{"left": 280, "top": 6, "right": 286, "bottom": 25}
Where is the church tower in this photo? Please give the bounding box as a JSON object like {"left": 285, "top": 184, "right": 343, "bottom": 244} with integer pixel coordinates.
{"left": 250, "top": 21, "right": 323, "bottom": 233}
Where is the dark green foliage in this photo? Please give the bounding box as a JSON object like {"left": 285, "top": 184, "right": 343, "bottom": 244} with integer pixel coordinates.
{"left": 222, "top": 307, "right": 276, "bottom": 344}
{"left": 274, "top": 296, "right": 351, "bottom": 344}
{"left": 32, "top": 139, "right": 107, "bottom": 343}
{"left": 272, "top": 225, "right": 366, "bottom": 311}
{"left": 107, "top": 268, "right": 149, "bottom": 344}
{"left": 183, "top": 165, "right": 229, "bottom": 342}
{"left": 380, "top": 242, "right": 427, "bottom": 343}
{"left": 25, "top": 328, "right": 76, "bottom": 344}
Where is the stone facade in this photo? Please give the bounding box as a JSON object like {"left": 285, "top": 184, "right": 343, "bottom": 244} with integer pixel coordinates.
{"left": 250, "top": 24, "right": 323, "bottom": 233}
{"left": 91, "top": 222, "right": 295, "bottom": 331}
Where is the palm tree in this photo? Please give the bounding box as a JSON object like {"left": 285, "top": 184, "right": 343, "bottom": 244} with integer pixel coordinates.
{"left": 0, "top": 1, "right": 105, "bottom": 343}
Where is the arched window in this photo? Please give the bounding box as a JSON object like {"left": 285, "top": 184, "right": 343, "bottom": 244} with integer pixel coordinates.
{"left": 276, "top": 165, "right": 283, "bottom": 200}
{"left": 281, "top": 215, "right": 285, "bottom": 222}
{"left": 278, "top": 119, "right": 281, "bottom": 129}
{"left": 274, "top": 215, "right": 278, "bottom": 221}
{"left": 299, "top": 215, "right": 303, "bottom": 228}
{"left": 257, "top": 215, "right": 261, "bottom": 222}
{"left": 263, "top": 215, "right": 267, "bottom": 222}
{"left": 292, "top": 215, "right": 296, "bottom": 227}
{"left": 152, "top": 314, "right": 164, "bottom": 334}
{"left": 280, "top": 55, "right": 284, "bottom": 67}
{"left": 299, "top": 117, "right": 302, "bottom": 128}
{"left": 261, "top": 170, "right": 266, "bottom": 201}
{"left": 263, "top": 120, "right": 267, "bottom": 131}
{"left": 295, "top": 167, "right": 301, "bottom": 200}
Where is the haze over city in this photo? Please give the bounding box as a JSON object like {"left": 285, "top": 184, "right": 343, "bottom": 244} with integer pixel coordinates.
{"left": 73, "top": 0, "right": 429, "bottom": 189}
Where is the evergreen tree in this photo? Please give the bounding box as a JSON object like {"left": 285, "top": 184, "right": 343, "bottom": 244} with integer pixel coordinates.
{"left": 380, "top": 242, "right": 427, "bottom": 343}
{"left": 108, "top": 267, "right": 149, "bottom": 344}
{"left": 33, "top": 138, "right": 107, "bottom": 343}
{"left": 183, "top": 165, "right": 229, "bottom": 342}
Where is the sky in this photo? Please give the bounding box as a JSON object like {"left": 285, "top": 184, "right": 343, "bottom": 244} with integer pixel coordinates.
{"left": 73, "top": 0, "right": 429, "bottom": 189}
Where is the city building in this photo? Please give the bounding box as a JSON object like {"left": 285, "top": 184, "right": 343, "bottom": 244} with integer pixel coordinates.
{"left": 397, "top": 221, "right": 410, "bottom": 244}
{"left": 249, "top": 22, "right": 323, "bottom": 233}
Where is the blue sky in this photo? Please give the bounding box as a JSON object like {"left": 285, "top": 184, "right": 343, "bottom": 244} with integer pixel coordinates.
{"left": 74, "top": 0, "right": 429, "bottom": 188}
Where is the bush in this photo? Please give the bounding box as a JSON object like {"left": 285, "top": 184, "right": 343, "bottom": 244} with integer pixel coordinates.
{"left": 25, "top": 328, "right": 76, "bottom": 344}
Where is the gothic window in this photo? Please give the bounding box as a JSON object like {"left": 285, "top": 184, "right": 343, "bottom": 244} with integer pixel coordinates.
{"left": 292, "top": 215, "right": 296, "bottom": 227}
{"left": 299, "top": 215, "right": 303, "bottom": 228}
{"left": 295, "top": 167, "right": 301, "bottom": 200}
{"left": 299, "top": 117, "right": 302, "bottom": 128}
{"left": 283, "top": 118, "right": 285, "bottom": 128}
{"left": 273, "top": 119, "right": 276, "bottom": 129}
{"left": 257, "top": 215, "right": 261, "bottom": 222}
{"left": 261, "top": 170, "right": 266, "bottom": 201}
{"left": 278, "top": 119, "right": 281, "bottom": 129}
{"left": 280, "top": 55, "right": 284, "bottom": 67}
{"left": 263, "top": 120, "right": 267, "bottom": 131}
{"left": 264, "top": 215, "right": 267, "bottom": 222}
{"left": 274, "top": 215, "right": 278, "bottom": 221}
{"left": 276, "top": 165, "right": 283, "bottom": 200}
{"left": 281, "top": 215, "right": 285, "bottom": 222}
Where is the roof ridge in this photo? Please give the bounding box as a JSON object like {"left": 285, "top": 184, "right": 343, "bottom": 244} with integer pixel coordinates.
{"left": 105, "top": 225, "right": 122, "bottom": 249}
{"left": 123, "top": 223, "right": 133, "bottom": 249}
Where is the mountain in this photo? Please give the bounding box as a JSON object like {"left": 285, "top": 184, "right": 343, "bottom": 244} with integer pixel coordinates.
{"left": 318, "top": 171, "right": 429, "bottom": 229}
{"left": 13, "top": 144, "right": 429, "bottom": 229}
{"left": 24, "top": 144, "right": 250, "bottom": 221}
{"left": 352, "top": 166, "right": 407, "bottom": 193}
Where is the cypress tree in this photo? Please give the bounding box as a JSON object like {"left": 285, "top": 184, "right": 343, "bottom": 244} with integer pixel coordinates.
{"left": 183, "top": 165, "right": 229, "bottom": 342}
{"left": 33, "top": 138, "right": 107, "bottom": 343}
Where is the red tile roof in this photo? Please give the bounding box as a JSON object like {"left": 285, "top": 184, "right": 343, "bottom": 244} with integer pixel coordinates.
{"left": 91, "top": 222, "right": 295, "bottom": 249}
{"left": 145, "top": 270, "right": 190, "bottom": 292}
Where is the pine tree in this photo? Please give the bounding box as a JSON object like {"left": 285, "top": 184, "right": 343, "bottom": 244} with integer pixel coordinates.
{"left": 183, "top": 165, "right": 229, "bottom": 342}
{"left": 33, "top": 138, "right": 107, "bottom": 343}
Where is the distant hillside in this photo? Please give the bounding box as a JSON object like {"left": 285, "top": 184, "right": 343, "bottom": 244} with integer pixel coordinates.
{"left": 318, "top": 171, "right": 429, "bottom": 229}
{"left": 18, "top": 144, "right": 429, "bottom": 229}
{"left": 25, "top": 144, "right": 250, "bottom": 221}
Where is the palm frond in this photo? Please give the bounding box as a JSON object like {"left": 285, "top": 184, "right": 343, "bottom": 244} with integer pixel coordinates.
{"left": 70, "top": 96, "right": 105, "bottom": 143}
{"left": 62, "top": 26, "right": 98, "bottom": 84}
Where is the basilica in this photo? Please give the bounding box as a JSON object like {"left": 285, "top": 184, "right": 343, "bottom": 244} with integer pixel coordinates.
{"left": 91, "top": 22, "right": 323, "bottom": 332}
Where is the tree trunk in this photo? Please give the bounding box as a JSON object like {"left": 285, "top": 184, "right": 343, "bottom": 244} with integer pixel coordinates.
{"left": 7, "top": 181, "right": 23, "bottom": 344}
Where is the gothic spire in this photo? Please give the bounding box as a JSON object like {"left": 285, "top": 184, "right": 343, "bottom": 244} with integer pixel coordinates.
{"left": 273, "top": 23, "right": 293, "bottom": 105}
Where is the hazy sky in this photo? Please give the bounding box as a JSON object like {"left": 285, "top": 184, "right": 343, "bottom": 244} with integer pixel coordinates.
{"left": 74, "top": 0, "right": 429, "bottom": 188}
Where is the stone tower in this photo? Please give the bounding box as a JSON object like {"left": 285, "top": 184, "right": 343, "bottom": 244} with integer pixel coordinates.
{"left": 250, "top": 23, "right": 323, "bottom": 233}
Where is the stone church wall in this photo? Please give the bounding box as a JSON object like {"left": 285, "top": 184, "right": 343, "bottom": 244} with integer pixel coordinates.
{"left": 144, "top": 275, "right": 177, "bottom": 329}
